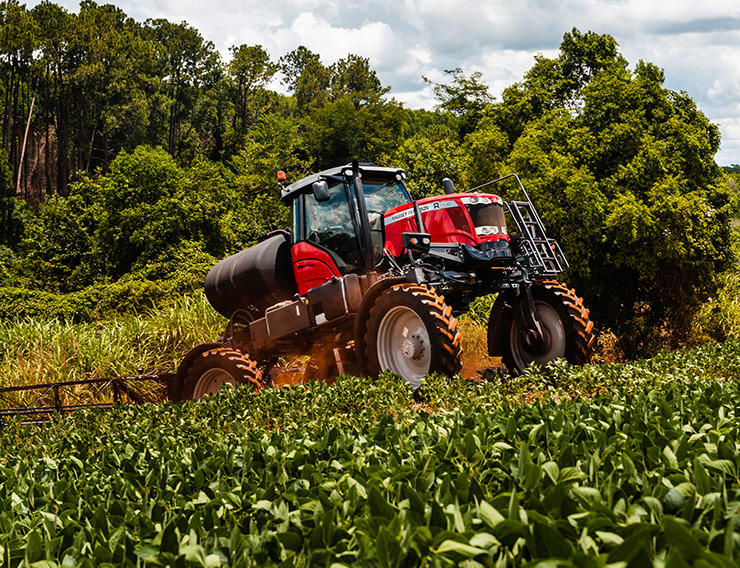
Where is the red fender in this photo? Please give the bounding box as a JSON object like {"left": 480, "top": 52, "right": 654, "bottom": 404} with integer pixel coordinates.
{"left": 291, "top": 241, "right": 342, "bottom": 295}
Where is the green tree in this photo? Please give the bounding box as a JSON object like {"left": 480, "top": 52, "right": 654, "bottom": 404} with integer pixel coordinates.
{"left": 402, "top": 107, "right": 460, "bottom": 139}
{"left": 464, "top": 114, "right": 510, "bottom": 186}
{"left": 304, "top": 96, "right": 405, "bottom": 169}
{"left": 227, "top": 113, "right": 307, "bottom": 241}
{"left": 294, "top": 58, "right": 331, "bottom": 113}
{"left": 723, "top": 170, "right": 740, "bottom": 215}
{"left": 68, "top": 1, "right": 157, "bottom": 170}
{"left": 227, "top": 44, "right": 276, "bottom": 145}
{"left": 425, "top": 67, "right": 493, "bottom": 138}
{"left": 17, "top": 177, "right": 102, "bottom": 291}
{"left": 483, "top": 28, "right": 734, "bottom": 354}
{"left": 27, "top": 1, "right": 162, "bottom": 194}
{"left": 14, "top": 145, "right": 248, "bottom": 291}
{"left": 230, "top": 113, "right": 308, "bottom": 193}
{"left": 0, "top": 0, "right": 38, "bottom": 194}
{"left": 392, "top": 126, "right": 468, "bottom": 199}
{"left": 181, "top": 72, "right": 227, "bottom": 162}
{"left": 31, "top": 0, "right": 74, "bottom": 195}
{"left": 278, "top": 45, "right": 321, "bottom": 93}
{"left": 329, "top": 54, "right": 389, "bottom": 103}
{"left": 279, "top": 47, "right": 330, "bottom": 114}
{"left": 0, "top": 147, "right": 23, "bottom": 248}
{"left": 92, "top": 146, "right": 236, "bottom": 278}
{"left": 144, "top": 18, "right": 220, "bottom": 159}
{"left": 303, "top": 54, "right": 404, "bottom": 168}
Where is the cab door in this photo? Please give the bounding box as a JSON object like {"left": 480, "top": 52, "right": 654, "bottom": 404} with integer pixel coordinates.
{"left": 292, "top": 181, "right": 363, "bottom": 295}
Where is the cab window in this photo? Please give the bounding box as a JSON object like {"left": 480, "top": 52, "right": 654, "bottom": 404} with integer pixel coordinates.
{"left": 303, "top": 182, "right": 362, "bottom": 273}
{"left": 362, "top": 179, "right": 411, "bottom": 260}
{"left": 363, "top": 179, "right": 411, "bottom": 213}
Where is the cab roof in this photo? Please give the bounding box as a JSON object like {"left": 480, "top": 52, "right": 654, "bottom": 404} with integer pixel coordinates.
{"left": 280, "top": 163, "right": 406, "bottom": 203}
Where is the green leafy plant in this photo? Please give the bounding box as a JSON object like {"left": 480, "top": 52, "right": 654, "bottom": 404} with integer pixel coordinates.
{"left": 3, "top": 341, "right": 740, "bottom": 565}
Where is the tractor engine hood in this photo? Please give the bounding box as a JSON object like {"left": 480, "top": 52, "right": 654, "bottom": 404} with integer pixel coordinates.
{"left": 382, "top": 193, "right": 509, "bottom": 258}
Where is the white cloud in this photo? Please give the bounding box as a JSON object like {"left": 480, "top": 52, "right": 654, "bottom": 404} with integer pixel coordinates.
{"left": 393, "top": 85, "right": 436, "bottom": 110}
{"left": 479, "top": 49, "right": 559, "bottom": 99}
{"left": 715, "top": 117, "right": 740, "bottom": 165}
{"left": 284, "top": 13, "right": 403, "bottom": 68}
{"left": 709, "top": 77, "right": 740, "bottom": 113}
{"left": 409, "top": 47, "right": 432, "bottom": 66}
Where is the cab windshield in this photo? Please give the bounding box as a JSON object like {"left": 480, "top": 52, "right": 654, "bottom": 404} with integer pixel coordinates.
{"left": 363, "top": 179, "right": 411, "bottom": 213}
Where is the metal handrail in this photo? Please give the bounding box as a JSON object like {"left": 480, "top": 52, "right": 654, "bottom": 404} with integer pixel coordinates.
{"left": 465, "top": 173, "right": 568, "bottom": 276}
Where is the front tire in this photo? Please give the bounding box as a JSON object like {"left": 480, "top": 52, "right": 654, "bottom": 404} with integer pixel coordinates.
{"left": 365, "top": 284, "right": 462, "bottom": 389}
{"left": 183, "top": 347, "right": 262, "bottom": 400}
{"left": 490, "top": 280, "right": 595, "bottom": 374}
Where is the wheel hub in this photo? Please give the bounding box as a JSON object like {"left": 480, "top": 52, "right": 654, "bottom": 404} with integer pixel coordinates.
{"left": 376, "top": 305, "right": 432, "bottom": 388}
{"left": 401, "top": 334, "right": 426, "bottom": 360}
{"left": 521, "top": 327, "right": 544, "bottom": 352}
{"left": 510, "top": 301, "right": 566, "bottom": 369}
{"left": 196, "top": 368, "right": 235, "bottom": 397}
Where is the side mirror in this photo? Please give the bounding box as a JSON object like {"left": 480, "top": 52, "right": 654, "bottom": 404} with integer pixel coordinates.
{"left": 312, "top": 180, "right": 330, "bottom": 202}
{"left": 442, "top": 178, "right": 455, "bottom": 194}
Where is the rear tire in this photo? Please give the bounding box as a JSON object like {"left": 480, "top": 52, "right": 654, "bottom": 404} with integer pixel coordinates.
{"left": 365, "top": 284, "right": 462, "bottom": 389}
{"left": 492, "top": 280, "right": 595, "bottom": 374}
{"left": 183, "top": 347, "right": 262, "bottom": 400}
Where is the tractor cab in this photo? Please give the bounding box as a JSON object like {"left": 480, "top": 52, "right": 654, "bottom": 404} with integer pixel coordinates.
{"left": 281, "top": 164, "right": 411, "bottom": 295}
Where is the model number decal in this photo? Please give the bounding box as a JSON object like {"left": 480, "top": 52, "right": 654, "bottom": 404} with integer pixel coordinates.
{"left": 385, "top": 200, "right": 459, "bottom": 226}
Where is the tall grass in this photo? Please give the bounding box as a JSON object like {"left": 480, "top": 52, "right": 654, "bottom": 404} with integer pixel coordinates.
{"left": 457, "top": 293, "right": 501, "bottom": 373}
{"left": 693, "top": 271, "right": 740, "bottom": 343}
{"left": 0, "top": 289, "right": 503, "bottom": 390}
{"left": 0, "top": 294, "right": 226, "bottom": 388}
{"left": 690, "top": 228, "right": 740, "bottom": 343}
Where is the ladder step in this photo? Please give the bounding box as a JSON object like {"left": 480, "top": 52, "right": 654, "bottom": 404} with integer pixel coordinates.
{"left": 507, "top": 200, "right": 566, "bottom": 275}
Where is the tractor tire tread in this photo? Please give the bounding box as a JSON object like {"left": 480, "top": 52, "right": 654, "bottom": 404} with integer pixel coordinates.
{"left": 184, "top": 347, "right": 263, "bottom": 400}
{"left": 495, "top": 279, "right": 595, "bottom": 374}
{"left": 540, "top": 279, "right": 596, "bottom": 361}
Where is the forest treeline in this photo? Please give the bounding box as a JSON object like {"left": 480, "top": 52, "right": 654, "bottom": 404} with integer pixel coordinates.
{"left": 0, "top": 0, "right": 738, "bottom": 357}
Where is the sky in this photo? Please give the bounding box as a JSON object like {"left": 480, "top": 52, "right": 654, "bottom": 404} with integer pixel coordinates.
{"left": 30, "top": 0, "right": 740, "bottom": 165}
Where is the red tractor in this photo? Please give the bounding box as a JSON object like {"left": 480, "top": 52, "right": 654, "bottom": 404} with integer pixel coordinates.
{"left": 170, "top": 161, "right": 595, "bottom": 400}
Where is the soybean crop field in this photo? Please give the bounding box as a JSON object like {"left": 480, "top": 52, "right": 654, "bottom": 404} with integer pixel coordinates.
{"left": 3, "top": 342, "right": 740, "bottom": 567}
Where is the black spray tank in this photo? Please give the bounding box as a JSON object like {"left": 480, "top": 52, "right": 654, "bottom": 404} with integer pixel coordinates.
{"left": 204, "top": 232, "right": 298, "bottom": 318}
